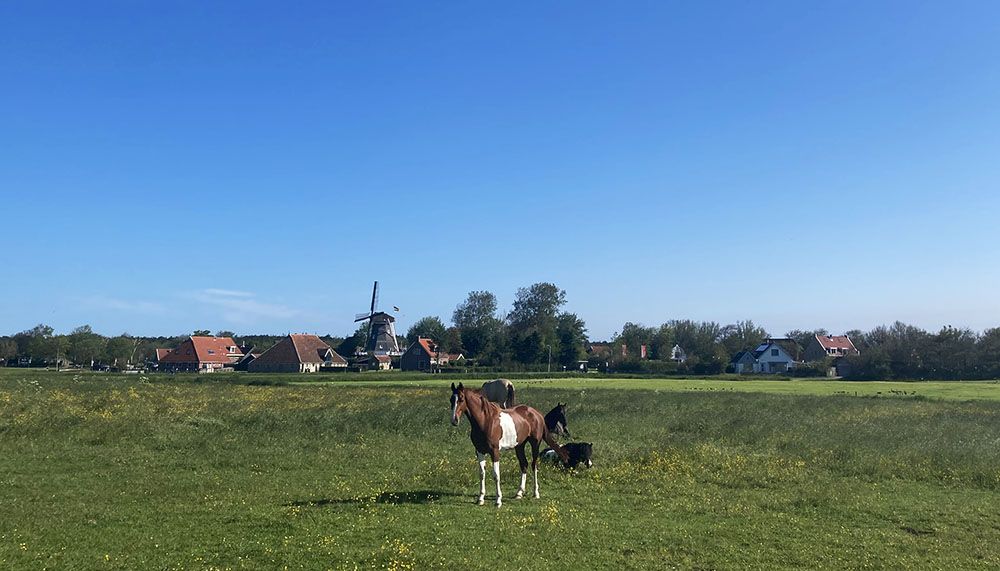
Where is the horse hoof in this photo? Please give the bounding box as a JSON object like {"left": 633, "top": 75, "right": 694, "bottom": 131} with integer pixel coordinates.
{"left": 515, "top": 492, "right": 524, "bottom": 499}
{"left": 495, "top": 502, "right": 502, "bottom": 508}
{"left": 477, "top": 498, "right": 485, "bottom": 505}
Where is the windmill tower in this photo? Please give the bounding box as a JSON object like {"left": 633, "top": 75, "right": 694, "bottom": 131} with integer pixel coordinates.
{"left": 354, "top": 281, "right": 401, "bottom": 355}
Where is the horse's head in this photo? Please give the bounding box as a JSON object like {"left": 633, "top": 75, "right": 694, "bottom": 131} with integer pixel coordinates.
{"left": 553, "top": 402, "right": 568, "bottom": 422}
{"left": 450, "top": 383, "right": 467, "bottom": 426}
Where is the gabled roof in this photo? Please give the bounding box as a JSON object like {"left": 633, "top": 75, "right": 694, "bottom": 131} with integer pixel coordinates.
{"left": 753, "top": 339, "right": 799, "bottom": 360}
{"left": 410, "top": 337, "right": 439, "bottom": 357}
{"left": 815, "top": 335, "right": 858, "bottom": 353}
{"left": 253, "top": 334, "right": 347, "bottom": 365}
{"left": 159, "top": 336, "right": 242, "bottom": 364}
{"left": 155, "top": 348, "right": 172, "bottom": 361}
{"left": 731, "top": 350, "right": 754, "bottom": 364}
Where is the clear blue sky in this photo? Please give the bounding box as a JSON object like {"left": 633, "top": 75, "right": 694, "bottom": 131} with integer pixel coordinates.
{"left": 3, "top": 1, "right": 1000, "bottom": 340}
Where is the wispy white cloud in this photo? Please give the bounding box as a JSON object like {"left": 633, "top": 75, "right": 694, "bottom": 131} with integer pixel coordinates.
{"left": 82, "top": 295, "right": 167, "bottom": 314}
{"left": 190, "top": 289, "right": 301, "bottom": 324}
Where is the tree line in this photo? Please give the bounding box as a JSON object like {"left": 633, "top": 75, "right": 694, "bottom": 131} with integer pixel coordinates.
{"left": 3, "top": 289, "right": 1000, "bottom": 379}
{"left": 342, "top": 282, "right": 589, "bottom": 370}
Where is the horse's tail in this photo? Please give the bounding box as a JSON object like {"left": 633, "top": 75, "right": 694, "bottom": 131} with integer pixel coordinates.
{"left": 506, "top": 383, "right": 515, "bottom": 408}
{"left": 542, "top": 427, "right": 570, "bottom": 466}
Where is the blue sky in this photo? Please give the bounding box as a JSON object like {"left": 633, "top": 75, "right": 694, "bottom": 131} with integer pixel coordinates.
{"left": 3, "top": 1, "right": 1000, "bottom": 340}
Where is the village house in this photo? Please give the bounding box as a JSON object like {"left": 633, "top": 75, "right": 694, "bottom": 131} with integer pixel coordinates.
{"left": 670, "top": 344, "right": 687, "bottom": 363}
{"left": 803, "top": 334, "right": 860, "bottom": 361}
{"left": 741, "top": 338, "right": 801, "bottom": 374}
{"left": 248, "top": 334, "right": 347, "bottom": 373}
{"left": 353, "top": 353, "right": 392, "bottom": 371}
{"left": 730, "top": 350, "right": 756, "bottom": 374}
{"left": 400, "top": 337, "right": 442, "bottom": 371}
{"left": 158, "top": 336, "right": 244, "bottom": 373}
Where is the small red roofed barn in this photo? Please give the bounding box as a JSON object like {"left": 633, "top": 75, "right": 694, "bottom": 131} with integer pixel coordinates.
{"left": 158, "top": 336, "right": 244, "bottom": 373}
{"left": 248, "top": 334, "right": 347, "bottom": 373}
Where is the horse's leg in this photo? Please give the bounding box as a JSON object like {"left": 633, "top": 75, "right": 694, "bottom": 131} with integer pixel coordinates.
{"left": 514, "top": 444, "right": 528, "bottom": 499}
{"left": 476, "top": 452, "right": 486, "bottom": 505}
{"left": 529, "top": 438, "right": 541, "bottom": 499}
{"left": 491, "top": 449, "right": 502, "bottom": 507}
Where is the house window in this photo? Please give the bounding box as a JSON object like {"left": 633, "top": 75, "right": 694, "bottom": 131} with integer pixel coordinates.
{"left": 771, "top": 349, "right": 779, "bottom": 357}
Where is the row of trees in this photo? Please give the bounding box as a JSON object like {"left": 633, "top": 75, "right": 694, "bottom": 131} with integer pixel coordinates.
{"left": 386, "top": 282, "right": 589, "bottom": 369}
{"left": 5, "top": 303, "right": 1000, "bottom": 379}
{"left": 1, "top": 324, "right": 160, "bottom": 369}
{"left": 605, "top": 319, "right": 770, "bottom": 374}
{"left": 841, "top": 322, "right": 1000, "bottom": 380}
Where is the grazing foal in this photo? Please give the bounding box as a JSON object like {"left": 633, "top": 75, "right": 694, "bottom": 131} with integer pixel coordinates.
{"left": 450, "top": 383, "right": 567, "bottom": 507}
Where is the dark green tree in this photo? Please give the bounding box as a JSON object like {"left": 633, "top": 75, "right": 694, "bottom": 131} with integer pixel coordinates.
{"left": 67, "top": 325, "right": 106, "bottom": 367}
{"left": 453, "top": 291, "right": 503, "bottom": 360}
{"left": 556, "top": 312, "right": 588, "bottom": 367}
{"left": 506, "top": 283, "right": 566, "bottom": 364}
{"left": 720, "top": 320, "right": 769, "bottom": 355}
{"left": 406, "top": 316, "right": 448, "bottom": 345}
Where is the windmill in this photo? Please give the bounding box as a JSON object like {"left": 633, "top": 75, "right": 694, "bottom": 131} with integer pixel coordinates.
{"left": 354, "top": 281, "right": 401, "bottom": 355}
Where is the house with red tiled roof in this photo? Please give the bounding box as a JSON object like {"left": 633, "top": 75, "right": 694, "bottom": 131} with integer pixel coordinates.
{"left": 158, "top": 336, "right": 244, "bottom": 373}
{"left": 803, "top": 335, "right": 859, "bottom": 362}
{"left": 248, "top": 334, "right": 347, "bottom": 373}
{"left": 400, "top": 337, "right": 442, "bottom": 371}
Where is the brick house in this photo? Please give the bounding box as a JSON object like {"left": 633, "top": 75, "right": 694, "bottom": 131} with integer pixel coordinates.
{"left": 803, "top": 335, "right": 860, "bottom": 362}
{"left": 401, "top": 337, "right": 441, "bottom": 371}
{"left": 158, "top": 336, "right": 244, "bottom": 373}
{"left": 248, "top": 334, "right": 347, "bottom": 373}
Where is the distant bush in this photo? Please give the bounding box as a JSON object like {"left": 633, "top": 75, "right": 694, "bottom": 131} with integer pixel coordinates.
{"left": 792, "top": 360, "right": 832, "bottom": 378}
{"left": 612, "top": 359, "right": 680, "bottom": 375}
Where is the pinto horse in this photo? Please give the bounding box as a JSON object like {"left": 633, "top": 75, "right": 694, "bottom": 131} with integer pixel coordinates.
{"left": 480, "top": 378, "right": 515, "bottom": 409}
{"left": 450, "top": 383, "right": 568, "bottom": 507}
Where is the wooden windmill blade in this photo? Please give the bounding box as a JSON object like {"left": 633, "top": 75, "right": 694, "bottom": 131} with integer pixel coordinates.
{"left": 354, "top": 281, "right": 379, "bottom": 322}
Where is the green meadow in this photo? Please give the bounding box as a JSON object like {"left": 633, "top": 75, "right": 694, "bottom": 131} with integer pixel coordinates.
{"left": 1, "top": 370, "right": 999, "bottom": 570}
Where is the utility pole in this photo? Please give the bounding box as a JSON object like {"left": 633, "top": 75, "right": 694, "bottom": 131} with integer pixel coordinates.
{"left": 547, "top": 345, "right": 551, "bottom": 374}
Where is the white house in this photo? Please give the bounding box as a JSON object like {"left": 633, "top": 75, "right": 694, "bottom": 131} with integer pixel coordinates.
{"left": 752, "top": 340, "right": 798, "bottom": 373}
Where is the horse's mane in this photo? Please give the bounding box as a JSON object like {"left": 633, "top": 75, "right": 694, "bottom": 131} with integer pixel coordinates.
{"left": 463, "top": 388, "right": 500, "bottom": 427}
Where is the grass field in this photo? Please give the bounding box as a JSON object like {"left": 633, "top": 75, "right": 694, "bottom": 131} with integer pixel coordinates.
{"left": 1, "top": 370, "right": 999, "bottom": 569}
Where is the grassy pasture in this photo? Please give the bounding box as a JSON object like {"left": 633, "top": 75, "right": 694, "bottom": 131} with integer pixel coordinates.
{"left": 1, "top": 370, "right": 999, "bottom": 569}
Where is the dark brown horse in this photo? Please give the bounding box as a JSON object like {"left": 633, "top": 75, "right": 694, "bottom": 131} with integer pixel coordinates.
{"left": 450, "top": 382, "right": 568, "bottom": 507}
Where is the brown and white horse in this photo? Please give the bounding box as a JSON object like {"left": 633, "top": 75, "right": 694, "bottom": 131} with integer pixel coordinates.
{"left": 450, "top": 382, "right": 568, "bottom": 507}
{"left": 480, "top": 378, "right": 515, "bottom": 409}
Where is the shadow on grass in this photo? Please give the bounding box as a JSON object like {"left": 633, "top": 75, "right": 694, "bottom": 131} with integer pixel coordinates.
{"left": 286, "top": 490, "right": 463, "bottom": 507}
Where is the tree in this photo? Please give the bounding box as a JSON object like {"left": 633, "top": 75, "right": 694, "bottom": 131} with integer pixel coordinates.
{"left": 0, "top": 337, "right": 16, "bottom": 363}
{"left": 337, "top": 323, "right": 370, "bottom": 357}
{"left": 442, "top": 327, "right": 464, "bottom": 354}
{"left": 720, "top": 320, "right": 769, "bottom": 356}
{"left": 215, "top": 330, "right": 236, "bottom": 339}
{"left": 67, "top": 325, "right": 106, "bottom": 367}
{"left": 23, "top": 324, "right": 55, "bottom": 362}
{"left": 453, "top": 291, "right": 503, "bottom": 360}
{"left": 555, "top": 313, "right": 588, "bottom": 367}
{"left": 193, "top": 330, "right": 211, "bottom": 336}
{"left": 507, "top": 283, "right": 567, "bottom": 364}
{"left": 612, "top": 321, "right": 657, "bottom": 358}
{"left": 106, "top": 335, "right": 138, "bottom": 366}
{"left": 785, "top": 329, "right": 828, "bottom": 352}
{"left": 453, "top": 291, "right": 499, "bottom": 330}
{"left": 406, "top": 316, "right": 447, "bottom": 345}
